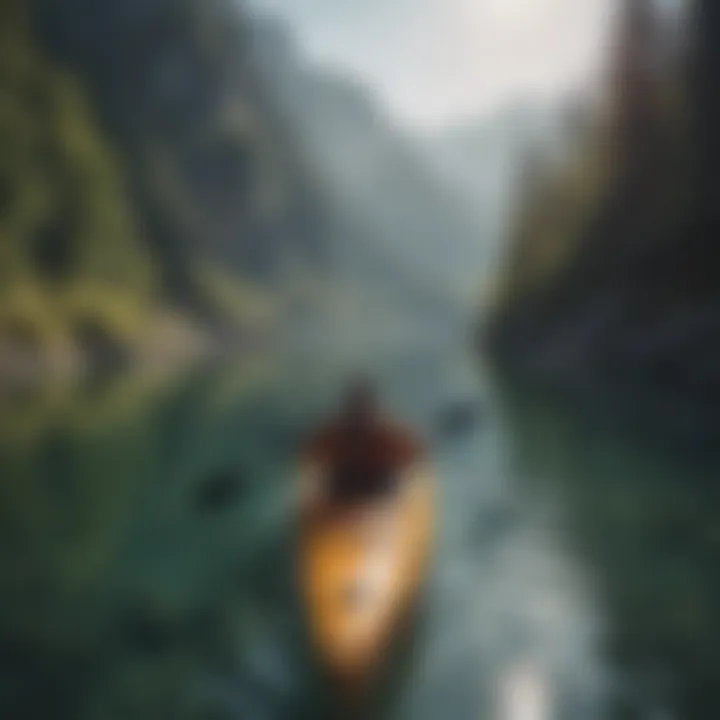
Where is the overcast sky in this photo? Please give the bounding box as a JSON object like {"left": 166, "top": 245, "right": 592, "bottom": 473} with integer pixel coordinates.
{"left": 245, "top": 0, "right": 620, "bottom": 129}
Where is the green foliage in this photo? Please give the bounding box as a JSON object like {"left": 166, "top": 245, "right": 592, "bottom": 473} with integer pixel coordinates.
{"left": 495, "top": 130, "right": 615, "bottom": 311}
{"left": 0, "top": 0, "right": 156, "bottom": 360}
{"left": 484, "top": 2, "right": 711, "bottom": 393}
{"left": 36, "top": 0, "right": 324, "bottom": 296}
{"left": 0, "top": 0, "right": 316, "bottom": 375}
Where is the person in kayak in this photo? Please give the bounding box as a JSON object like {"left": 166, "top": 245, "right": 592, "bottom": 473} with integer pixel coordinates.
{"left": 300, "top": 378, "right": 425, "bottom": 511}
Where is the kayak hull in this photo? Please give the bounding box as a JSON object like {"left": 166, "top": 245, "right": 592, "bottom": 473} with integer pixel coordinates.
{"left": 299, "top": 468, "right": 434, "bottom": 688}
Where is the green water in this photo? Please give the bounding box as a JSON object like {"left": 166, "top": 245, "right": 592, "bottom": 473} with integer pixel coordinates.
{"left": 0, "top": 356, "right": 717, "bottom": 719}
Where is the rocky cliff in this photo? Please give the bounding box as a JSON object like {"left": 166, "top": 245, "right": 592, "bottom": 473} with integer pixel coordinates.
{"left": 484, "top": 0, "right": 719, "bottom": 401}
{"left": 0, "top": 0, "right": 333, "bottom": 378}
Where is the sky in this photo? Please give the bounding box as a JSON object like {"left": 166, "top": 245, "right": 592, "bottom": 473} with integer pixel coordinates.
{"left": 245, "top": 0, "right": 620, "bottom": 129}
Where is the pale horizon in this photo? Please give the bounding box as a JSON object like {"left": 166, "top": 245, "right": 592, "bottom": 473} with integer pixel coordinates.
{"left": 245, "top": 0, "right": 620, "bottom": 129}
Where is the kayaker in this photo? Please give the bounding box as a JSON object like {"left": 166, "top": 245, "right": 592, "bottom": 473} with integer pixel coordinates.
{"left": 300, "top": 378, "right": 425, "bottom": 511}
{"left": 299, "top": 378, "right": 434, "bottom": 689}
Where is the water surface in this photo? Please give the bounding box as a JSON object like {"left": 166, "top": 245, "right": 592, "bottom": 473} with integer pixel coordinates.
{"left": 0, "top": 355, "right": 716, "bottom": 719}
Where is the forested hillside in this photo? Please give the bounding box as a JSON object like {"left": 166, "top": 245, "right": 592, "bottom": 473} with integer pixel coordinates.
{"left": 0, "top": 0, "right": 334, "bottom": 379}
{"left": 485, "top": 0, "right": 719, "bottom": 400}
{"left": 36, "top": 0, "right": 326, "bottom": 301}
{"left": 250, "top": 18, "right": 488, "bottom": 311}
{"left": 2, "top": 0, "right": 495, "bottom": 379}
{"left": 0, "top": 0, "right": 160, "bottom": 377}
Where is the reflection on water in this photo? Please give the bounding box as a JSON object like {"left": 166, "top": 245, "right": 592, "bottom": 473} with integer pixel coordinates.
{"left": 0, "top": 358, "right": 716, "bottom": 718}
{"left": 500, "top": 379, "right": 720, "bottom": 720}
{"left": 495, "top": 661, "right": 552, "bottom": 720}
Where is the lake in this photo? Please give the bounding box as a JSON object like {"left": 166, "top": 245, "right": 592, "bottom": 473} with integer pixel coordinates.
{"left": 0, "top": 351, "right": 717, "bottom": 719}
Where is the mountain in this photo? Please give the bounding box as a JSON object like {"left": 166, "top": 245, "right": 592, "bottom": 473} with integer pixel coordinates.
{"left": 0, "top": 0, "right": 338, "bottom": 379}
{"left": 249, "top": 18, "right": 489, "bottom": 313}
{"left": 36, "top": 0, "right": 328, "bottom": 314}
{"left": 483, "top": 0, "right": 720, "bottom": 401}
{"left": 4, "top": 0, "right": 539, "bottom": 378}
{"left": 0, "top": 0, "right": 160, "bottom": 377}
{"left": 418, "top": 103, "right": 566, "bottom": 288}
{"left": 8, "top": 0, "right": 500, "bottom": 376}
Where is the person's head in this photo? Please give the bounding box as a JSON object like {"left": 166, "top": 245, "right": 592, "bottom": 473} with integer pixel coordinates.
{"left": 339, "top": 376, "right": 379, "bottom": 427}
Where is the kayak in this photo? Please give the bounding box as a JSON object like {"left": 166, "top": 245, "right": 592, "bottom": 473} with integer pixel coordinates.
{"left": 299, "top": 466, "right": 434, "bottom": 690}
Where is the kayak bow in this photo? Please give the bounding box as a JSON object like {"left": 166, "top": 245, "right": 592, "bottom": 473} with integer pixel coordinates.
{"left": 300, "top": 466, "right": 434, "bottom": 689}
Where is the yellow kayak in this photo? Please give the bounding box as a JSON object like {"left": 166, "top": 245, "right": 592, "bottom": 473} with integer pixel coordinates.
{"left": 299, "top": 467, "right": 434, "bottom": 690}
